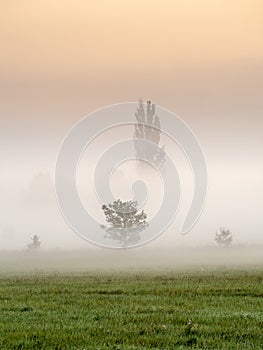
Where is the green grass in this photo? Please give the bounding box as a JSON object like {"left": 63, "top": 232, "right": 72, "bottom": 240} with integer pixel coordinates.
{"left": 0, "top": 270, "right": 262, "bottom": 349}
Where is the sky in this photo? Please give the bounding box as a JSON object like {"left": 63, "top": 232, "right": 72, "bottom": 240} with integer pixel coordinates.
{"left": 0, "top": 1, "right": 262, "bottom": 249}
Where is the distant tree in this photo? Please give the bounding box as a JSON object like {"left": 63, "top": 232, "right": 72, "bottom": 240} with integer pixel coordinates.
{"left": 215, "top": 227, "right": 232, "bottom": 247}
{"left": 27, "top": 235, "right": 41, "bottom": 249}
{"left": 134, "top": 99, "right": 165, "bottom": 170}
{"left": 101, "top": 199, "right": 148, "bottom": 247}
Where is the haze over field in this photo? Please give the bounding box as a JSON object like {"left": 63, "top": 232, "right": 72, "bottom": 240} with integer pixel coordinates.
{"left": 1, "top": 1, "right": 263, "bottom": 251}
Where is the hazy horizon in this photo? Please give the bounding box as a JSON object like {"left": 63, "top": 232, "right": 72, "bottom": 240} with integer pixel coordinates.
{"left": 1, "top": 1, "right": 262, "bottom": 250}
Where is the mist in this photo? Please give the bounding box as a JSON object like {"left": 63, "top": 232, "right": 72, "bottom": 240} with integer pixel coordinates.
{"left": 1, "top": 115, "right": 263, "bottom": 253}
{"left": 1, "top": 0, "right": 263, "bottom": 269}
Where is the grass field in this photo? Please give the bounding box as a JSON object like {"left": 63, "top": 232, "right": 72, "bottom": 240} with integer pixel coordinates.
{"left": 0, "top": 269, "right": 262, "bottom": 349}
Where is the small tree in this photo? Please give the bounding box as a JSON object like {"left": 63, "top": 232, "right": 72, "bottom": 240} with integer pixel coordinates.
{"left": 215, "top": 227, "right": 232, "bottom": 247}
{"left": 101, "top": 199, "right": 148, "bottom": 247}
{"left": 27, "top": 235, "right": 41, "bottom": 249}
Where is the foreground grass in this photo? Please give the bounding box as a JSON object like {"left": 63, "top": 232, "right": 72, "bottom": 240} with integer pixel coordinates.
{"left": 0, "top": 270, "right": 262, "bottom": 349}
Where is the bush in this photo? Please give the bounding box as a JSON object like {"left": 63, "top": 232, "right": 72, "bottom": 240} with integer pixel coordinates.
{"left": 215, "top": 227, "right": 232, "bottom": 247}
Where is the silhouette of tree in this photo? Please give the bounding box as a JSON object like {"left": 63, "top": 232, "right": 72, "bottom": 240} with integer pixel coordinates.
{"left": 27, "top": 235, "right": 41, "bottom": 249}
{"left": 134, "top": 99, "right": 165, "bottom": 170}
{"left": 101, "top": 199, "right": 148, "bottom": 247}
{"left": 215, "top": 227, "right": 232, "bottom": 247}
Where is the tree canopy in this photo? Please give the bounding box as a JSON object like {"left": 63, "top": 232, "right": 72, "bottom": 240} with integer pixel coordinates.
{"left": 215, "top": 227, "right": 232, "bottom": 247}
{"left": 101, "top": 199, "right": 148, "bottom": 247}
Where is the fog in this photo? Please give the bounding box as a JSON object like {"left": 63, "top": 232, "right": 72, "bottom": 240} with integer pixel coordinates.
{"left": 0, "top": 247, "right": 262, "bottom": 275}
{"left": 1, "top": 1, "right": 263, "bottom": 266}
{"left": 0, "top": 117, "right": 263, "bottom": 254}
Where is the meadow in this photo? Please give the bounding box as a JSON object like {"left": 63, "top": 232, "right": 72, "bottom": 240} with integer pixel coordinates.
{"left": 0, "top": 267, "right": 262, "bottom": 349}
